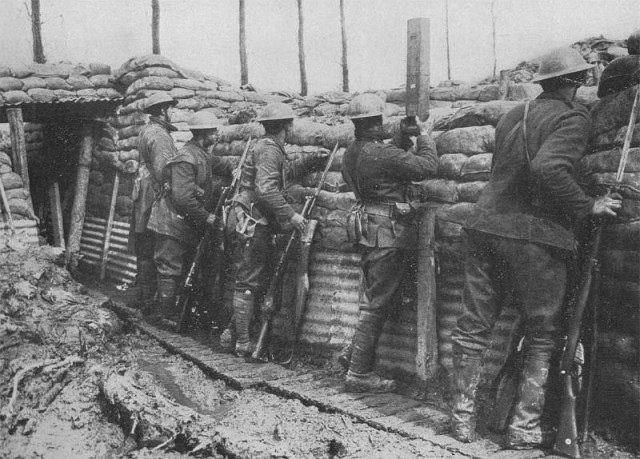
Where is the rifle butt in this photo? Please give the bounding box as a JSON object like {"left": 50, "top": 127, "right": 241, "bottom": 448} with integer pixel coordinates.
{"left": 553, "top": 374, "right": 581, "bottom": 459}
{"left": 252, "top": 320, "right": 271, "bottom": 361}
{"left": 175, "top": 295, "right": 190, "bottom": 334}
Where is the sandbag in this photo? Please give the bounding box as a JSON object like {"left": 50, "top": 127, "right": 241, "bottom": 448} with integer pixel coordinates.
{"left": 580, "top": 147, "right": 640, "bottom": 174}
{"left": 457, "top": 181, "right": 486, "bottom": 202}
{"left": 31, "top": 63, "right": 74, "bottom": 79}
{"left": 438, "top": 154, "right": 468, "bottom": 179}
{"left": 218, "top": 123, "right": 265, "bottom": 142}
{"left": 8, "top": 198, "right": 33, "bottom": 218}
{"left": 176, "top": 98, "right": 205, "bottom": 111}
{"left": 119, "top": 150, "right": 140, "bottom": 162}
{"left": 89, "top": 74, "right": 114, "bottom": 88}
{"left": 0, "top": 152, "right": 12, "bottom": 166}
{"left": 288, "top": 120, "right": 330, "bottom": 146}
{"left": 0, "top": 67, "right": 11, "bottom": 77}
{"left": 67, "top": 75, "right": 94, "bottom": 90}
{"left": 600, "top": 249, "right": 640, "bottom": 283}
{"left": 591, "top": 85, "right": 638, "bottom": 136}
{"left": 125, "top": 76, "right": 174, "bottom": 97}
{"left": 242, "top": 91, "right": 268, "bottom": 104}
{"left": 477, "top": 85, "right": 500, "bottom": 102}
{"left": 112, "top": 113, "right": 147, "bottom": 128}
{"left": 115, "top": 54, "right": 183, "bottom": 80}
{"left": 323, "top": 123, "right": 353, "bottom": 148}
{"left": 45, "top": 77, "right": 73, "bottom": 91}
{"left": 118, "top": 124, "right": 144, "bottom": 140}
{"left": 431, "top": 85, "right": 482, "bottom": 101}
{"left": 89, "top": 63, "right": 111, "bottom": 75}
{"left": 20, "top": 77, "right": 45, "bottom": 91}
{"left": 314, "top": 102, "right": 347, "bottom": 117}
{"left": 460, "top": 153, "right": 492, "bottom": 181}
{"left": 440, "top": 101, "right": 520, "bottom": 130}
{"left": 52, "top": 89, "right": 75, "bottom": 100}
{"left": 26, "top": 88, "right": 56, "bottom": 103}
{"left": 0, "top": 77, "right": 23, "bottom": 91}
{"left": 116, "top": 137, "right": 139, "bottom": 151}
{"left": 507, "top": 83, "right": 542, "bottom": 101}
{"left": 410, "top": 178, "right": 458, "bottom": 203}
{"left": 123, "top": 160, "right": 139, "bottom": 174}
{"left": 0, "top": 164, "right": 11, "bottom": 174}
{"left": 197, "top": 89, "right": 244, "bottom": 103}
{"left": 590, "top": 129, "right": 618, "bottom": 151}
{"left": 10, "top": 66, "right": 33, "bottom": 79}
{"left": 302, "top": 171, "right": 349, "bottom": 192}
{"left": 77, "top": 88, "right": 98, "bottom": 98}
{"left": 436, "top": 126, "right": 495, "bottom": 156}
{"left": 315, "top": 189, "right": 356, "bottom": 211}
{"left": 6, "top": 188, "right": 29, "bottom": 200}
{"left": 172, "top": 78, "right": 211, "bottom": 91}
{"left": 3, "top": 90, "right": 33, "bottom": 104}
{"left": 613, "top": 123, "right": 640, "bottom": 149}
{"left": 168, "top": 87, "right": 195, "bottom": 99}
{"left": 97, "top": 137, "right": 117, "bottom": 152}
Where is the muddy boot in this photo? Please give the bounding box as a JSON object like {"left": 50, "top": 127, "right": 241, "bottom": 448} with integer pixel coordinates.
{"left": 345, "top": 371, "right": 396, "bottom": 393}
{"left": 338, "top": 343, "right": 353, "bottom": 371}
{"left": 450, "top": 352, "right": 483, "bottom": 443}
{"left": 149, "top": 277, "right": 178, "bottom": 326}
{"left": 506, "top": 357, "right": 554, "bottom": 449}
{"left": 130, "top": 260, "right": 157, "bottom": 311}
{"left": 219, "top": 315, "right": 236, "bottom": 352}
{"left": 233, "top": 290, "right": 254, "bottom": 357}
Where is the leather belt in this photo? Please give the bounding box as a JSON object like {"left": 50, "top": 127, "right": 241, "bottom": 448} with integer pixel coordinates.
{"left": 363, "top": 202, "right": 394, "bottom": 217}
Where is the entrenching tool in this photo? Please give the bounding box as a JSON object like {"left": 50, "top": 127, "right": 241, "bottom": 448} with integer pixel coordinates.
{"left": 251, "top": 143, "right": 340, "bottom": 363}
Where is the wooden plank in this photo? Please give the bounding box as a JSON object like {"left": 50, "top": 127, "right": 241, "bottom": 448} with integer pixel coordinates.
{"left": 7, "top": 108, "right": 33, "bottom": 210}
{"left": 100, "top": 172, "right": 119, "bottom": 280}
{"left": 406, "top": 18, "right": 430, "bottom": 121}
{"left": 416, "top": 204, "right": 439, "bottom": 383}
{"left": 48, "top": 182, "right": 65, "bottom": 249}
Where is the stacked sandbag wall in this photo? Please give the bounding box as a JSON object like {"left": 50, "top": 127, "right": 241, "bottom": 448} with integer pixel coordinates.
{"left": 579, "top": 84, "right": 640, "bottom": 433}
{"left": 0, "top": 127, "right": 35, "bottom": 221}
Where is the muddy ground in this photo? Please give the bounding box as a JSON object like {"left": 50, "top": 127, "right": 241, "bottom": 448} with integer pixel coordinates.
{"left": 1, "top": 244, "right": 638, "bottom": 458}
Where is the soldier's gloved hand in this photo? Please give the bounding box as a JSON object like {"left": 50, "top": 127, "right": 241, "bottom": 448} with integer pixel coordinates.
{"left": 205, "top": 213, "right": 219, "bottom": 228}
{"left": 290, "top": 213, "right": 307, "bottom": 232}
{"left": 590, "top": 193, "right": 622, "bottom": 217}
{"left": 400, "top": 116, "right": 422, "bottom": 137}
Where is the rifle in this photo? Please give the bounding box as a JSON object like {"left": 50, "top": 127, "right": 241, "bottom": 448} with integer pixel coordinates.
{"left": 175, "top": 137, "right": 252, "bottom": 333}
{"left": 251, "top": 143, "right": 340, "bottom": 362}
{"left": 554, "top": 84, "right": 639, "bottom": 458}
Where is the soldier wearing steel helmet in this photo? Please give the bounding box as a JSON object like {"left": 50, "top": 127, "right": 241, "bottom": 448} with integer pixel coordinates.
{"left": 221, "top": 102, "right": 328, "bottom": 357}
{"left": 449, "top": 48, "right": 621, "bottom": 448}
{"left": 146, "top": 111, "right": 236, "bottom": 324}
{"left": 128, "top": 93, "right": 178, "bottom": 312}
{"left": 341, "top": 93, "right": 437, "bottom": 393}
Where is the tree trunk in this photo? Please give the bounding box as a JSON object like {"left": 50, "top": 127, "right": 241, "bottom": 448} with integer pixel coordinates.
{"left": 30, "top": 0, "right": 45, "bottom": 63}
{"left": 152, "top": 0, "right": 160, "bottom": 54}
{"left": 491, "top": 0, "right": 497, "bottom": 77}
{"left": 296, "top": 0, "right": 308, "bottom": 96}
{"left": 239, "top": 0, "right": 248, "bottom": 86}
{"left": 445, "top": 0, "right": 451, "bottom": 80}
{"left": 339, "top": 0, "right": 349, "bottom": 93}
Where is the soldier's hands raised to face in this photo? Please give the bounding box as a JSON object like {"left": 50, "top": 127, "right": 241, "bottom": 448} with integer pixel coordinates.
{"left": 400, "top": 116, "right": 422, "bottom": 137}
{"left": 590, "top": 193, "right": 622, "bottom": 217}
{"left": 290, "top": 213, "right": 307, "bottom": 232}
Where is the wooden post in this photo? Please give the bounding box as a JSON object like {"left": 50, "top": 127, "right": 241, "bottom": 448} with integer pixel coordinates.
{"left": 7, "top": 108, "right": 33, "bottom": 212}
{"left": 339, "top": 0, "right": 349, "bottom": 93}
{"left": 48, "top": 181, "right": 65, "bottom": 249}
{"left": 416, "top": 204, "right": 439, "bottom": 383}
{"left": 406, "top": 18, "right": 430, "bottom": 121}
{"left": 239, "top": 0, "right": 248, "bottom": 86}
{"left": 151, "top": 0, "right": 160, "bottom": 54}
{"left": 445, "top": 0, "right": 451, "bottom": 80}
{"left": 296, "top": 0, "right": 308, "bottom": 96}
{"left": 65, "top": 123, "right": 93, "bottom": 272}
{"left": 100, "top": 172, "right": 119, "bottom": 280}
{"left": 498, "top": 69, "right": 510, "bottom": 100}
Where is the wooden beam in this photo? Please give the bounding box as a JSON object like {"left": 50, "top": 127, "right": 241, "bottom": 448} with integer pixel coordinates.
{"left": 406, "top": 18, "right": 430, "bottom": 121}
{"left": 65, "top": 123, "right": 93, "bottom": 272}
{"left": 48, "top": 181, "right": 65, "bottom": 249}
{"left": 7, "top": 108, "right": 33, "bottom": 211}
{"left": 416, "top": 204, "right": 439, "bottom": 383}
{"left": 100, "top": 172, "right": 119, "bottom": 280}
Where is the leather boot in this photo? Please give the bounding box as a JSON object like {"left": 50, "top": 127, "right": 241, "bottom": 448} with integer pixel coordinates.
{"left": 155, "top": 277, "right": 178, "bottom": 324}
{"left": 138, "top": 260, "right": 158, "bottom": 314}
{"left": 219, "top": 313, "right": 236, "bottom": 352}
{"left": 233, "top": 290, "right": 254, "bottom": 357}
{"left": 345, "top": 310, "right": 396, "bottom": 393}
{"left": 506, "top": 357, "right": 554, "bottom": 449}
{"left": 450, "top": 352, "right": 483, "bottom": 443}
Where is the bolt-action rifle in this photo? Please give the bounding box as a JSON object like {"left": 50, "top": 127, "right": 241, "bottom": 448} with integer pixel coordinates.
{"left": 175, "top": 137, "right": 252, "bottom": 333}
{"left": 251, "top": 143, "right": 340, "bottom": 362}
{"left": 554, "top": 85, "right": 639, "bottom": 459}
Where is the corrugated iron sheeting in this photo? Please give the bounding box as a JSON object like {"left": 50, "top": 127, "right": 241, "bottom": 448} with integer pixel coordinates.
{"left": 0, "top": 219, "right": 39, "bottom": 246}
{"left": 79, "top": 217, "right": 136, "bottom": 284}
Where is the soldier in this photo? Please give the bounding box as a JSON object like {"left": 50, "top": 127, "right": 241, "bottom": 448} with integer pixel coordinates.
{"left": 128, "top": 93, "right": 178, "bottom": 311}
{"left": 147, "top": 111, "right": 235, "bottom": 324}
{"left": 341, "top": 94, "right": 438, "bottom": 393}
{"left": 223, "top": 102, "right": 328, "bottom": 357}
{"left": 449, "top": 48, "right": 621, "bottom": 447}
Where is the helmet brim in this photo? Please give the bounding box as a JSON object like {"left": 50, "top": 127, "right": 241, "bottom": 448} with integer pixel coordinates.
{"left": 256, "top": 116, "right": 294, "bottom": 122}
{"left": 532, "top": 62, "right": 594, "bottom": 82}
{"left": 348, "top": 112, "right": 384, "bottom": 120}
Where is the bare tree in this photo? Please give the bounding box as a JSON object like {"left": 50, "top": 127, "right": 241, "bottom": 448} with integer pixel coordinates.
{"left": 29, "top": 0, "right": 45, "bottom": 63}
{"left": 152, "top": 0, "right": 160, "bottom": 54}
{"left": 340, "top": 0, "right": 349, "bottom": 92}
{"left": 239, "top": 0, "right": 248, "bottom": 86}
{"left": 491, "top": 0, "right": 497, "bottom": 77}
{"left": 296, "top": 0, "right": 308, "bottom": 96}
{"left": 445, "top": 0, "right": 451, "bottom": 80}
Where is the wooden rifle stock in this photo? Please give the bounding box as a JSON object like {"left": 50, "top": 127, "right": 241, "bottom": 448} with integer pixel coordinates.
{"left": 175, "top": 138, "right": 252, "bottom": 333}
{"left": 251, "top": 143, "right": 339, "bottom": 361}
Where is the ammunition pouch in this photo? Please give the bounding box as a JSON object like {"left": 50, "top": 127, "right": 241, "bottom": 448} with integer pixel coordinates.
{"left": 234, "top": 204, "right": 268, "bottom": 239}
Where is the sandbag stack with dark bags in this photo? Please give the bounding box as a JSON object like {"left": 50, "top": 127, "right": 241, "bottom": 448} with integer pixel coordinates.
{"left": 0, "top": 128, "right": 35, "bottom": 221}
{"left": 580, "top": 83, "right": 640, "bottom": 426}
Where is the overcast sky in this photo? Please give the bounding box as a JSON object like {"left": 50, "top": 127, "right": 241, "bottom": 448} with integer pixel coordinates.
{"left": 1, "top": 0, "right": 638, "bottom": 94}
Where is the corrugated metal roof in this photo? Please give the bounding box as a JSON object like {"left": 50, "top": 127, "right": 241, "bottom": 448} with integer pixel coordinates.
{"left": 0, "top": 96, "right": 123, "bottom": 107}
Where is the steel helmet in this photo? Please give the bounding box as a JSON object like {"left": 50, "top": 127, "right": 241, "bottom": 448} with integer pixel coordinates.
{"left": 188, "top": 111, "right": 221, "bottom": 130}
{"left": 143, "top": 92, "right": 177, "bottom": 113}
{"left": 628, "top": 29, "right": 640, "bottom": 55}
{"left": 532, "top": 47, "right": 594, "bottom": 83}
{"left": 256, "top": 103, "right": 295, "bottom": 122}
{"left": 597, "top": 55, "right": 640, "bottom": 97}
{"left": 346, "top": 93, "right": 386, "bottom": 119}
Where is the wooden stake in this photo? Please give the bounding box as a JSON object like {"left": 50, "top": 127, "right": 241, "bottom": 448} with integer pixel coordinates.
{"left": 498, "top": 69, "right": 510, "bottom": 100}
{"left": 100, "top": 172, "right": 120, "bottom": 280}
{"left": 445, "top": 0, "right": 451, "bottom": 80}
{"left": 48, "top": 181, "right": 65, "bottom": 248}
{"left": 7, "top": 108, "right": 34, "bottom": 212}
{"left": 65, "top": 124, "right": 93, "bottom": 272}
{"left": 406, "top": 18, "right": 431, "bottom": 121}
{"left": 416, "top": 204, "right": 439, "bottom": 382}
